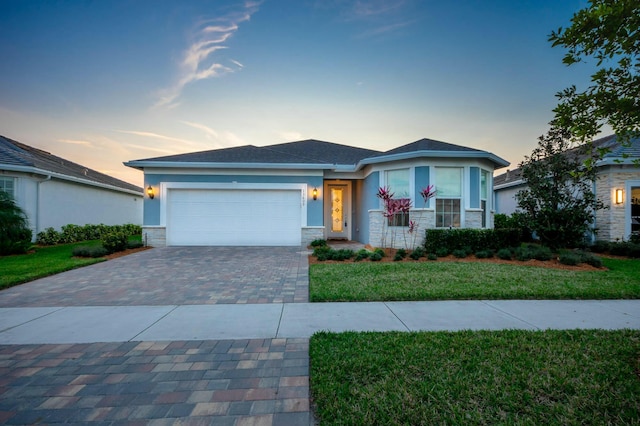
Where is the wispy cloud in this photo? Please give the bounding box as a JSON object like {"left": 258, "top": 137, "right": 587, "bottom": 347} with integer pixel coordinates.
{"left": 155, "top": 1, "right": 262, "bottom": 108}
{"left": 180, "top": 121, "right": 220, "bottom": 139}
{"left": 117, "top": 130, "right": 202, "bottom": 146}
{"left": 319, "top": 0, "right": 416, "bottom": 38}
{"left": 57, "top": 138, "right": 93, "bottom": 146}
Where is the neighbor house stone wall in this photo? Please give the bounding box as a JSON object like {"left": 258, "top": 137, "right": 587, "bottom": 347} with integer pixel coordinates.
{"left": 368, "top": 208, "right": 435, "bottom": 249}
{"left": 595, "top": 170, "right": 639, "bottom": 241}
{"left": 143, "top": 226, "right": 166, "bottom": 247}
{"left": 302, "top": 227, "right": 324, "bottom": 247}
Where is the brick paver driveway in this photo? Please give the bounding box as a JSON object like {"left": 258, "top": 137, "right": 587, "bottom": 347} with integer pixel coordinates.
{"left": 0, "top": 247, "right": 309, "bottom": 307}
{"left": 0, "top": 247, "right": 314, "bottom": 425}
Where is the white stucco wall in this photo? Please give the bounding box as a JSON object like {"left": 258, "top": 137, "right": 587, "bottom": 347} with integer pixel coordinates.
{"left": 494, "top": 184, "right": 522, "bottom": 215}
{"left": 5, "top": 172, "right": 142, "bottom": 237}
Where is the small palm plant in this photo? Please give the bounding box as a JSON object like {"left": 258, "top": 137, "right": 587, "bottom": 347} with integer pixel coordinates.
{"left": 0, "top": 190, "right": 32, "bottom": 255}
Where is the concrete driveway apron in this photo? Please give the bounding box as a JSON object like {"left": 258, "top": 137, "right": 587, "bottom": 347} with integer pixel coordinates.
{"left": 0, "top": 246, "right": 314, "bottom": 425}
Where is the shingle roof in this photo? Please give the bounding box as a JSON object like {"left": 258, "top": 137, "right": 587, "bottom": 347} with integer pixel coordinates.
{"left": 376, "top": 138, "right": 482, "bottom": 156}
{"left": 136, "top": 139, "right": 382, "bottom": 165}
{"left": 493, "top": 134, "right": 640, "bottom": 187}
{"left": 0, "top": 135, "right": 142, "bottom": 193}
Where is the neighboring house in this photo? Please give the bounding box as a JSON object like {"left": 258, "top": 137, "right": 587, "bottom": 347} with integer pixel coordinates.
{"left": 0, "top": 135, "right": 143, "bottom": 238}
{"left": 494, "top": 134, "right": 640, "bottom": 242}
{"left": 124, "top": 138, "right": 509, "bottom": 248}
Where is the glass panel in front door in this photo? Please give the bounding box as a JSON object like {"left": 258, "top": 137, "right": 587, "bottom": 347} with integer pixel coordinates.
{"left": 331, "top": 187, "right": 343, "bottom": 233}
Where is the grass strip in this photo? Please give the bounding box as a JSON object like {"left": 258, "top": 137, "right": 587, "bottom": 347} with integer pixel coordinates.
{"left": 0, "top": 242, "right": 105, "bottom": 289}
{"left": 310, "top": 258, "right": 640, "bottom": 301}
{"left": 310, "top": 329, "right": 640, "bottom": 425}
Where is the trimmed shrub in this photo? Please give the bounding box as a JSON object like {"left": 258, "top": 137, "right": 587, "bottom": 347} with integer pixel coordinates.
{"left": 435, "top": 248, "right": 449, "bottom": 257}
{"left": 102, "top": 232, "right": 128, "bottom": 254}
{"left": 475, "top": 250, "right": 493, "bottom": 259}
{"left": 579, "top": 252, "right": 603, "bottom": 268}
{"left": 409, "top": 246, "right": 426, "bottom": 260}
{"left": 452, "top": 249, "right": 467, "bottom": 258}
{"left": 394, "top": 249, "right": 407, "bottom": 261}
{"left": 369, "top": 252, "right": 383, "bottom": 261}
{"left": 354, "top": 249, "right": 370, "bottom": 262}
{"left": 310, "top": 239, "right": 327, "bottom": 247}
{"left": 36, "top": 223, "right": 142, "bottom": 246}
{"left": 331, "top": 249, "right": 355, "bottom": 261}
{"left": 608, "top": 242, "right": 640, "bottom": 258}
{"left": 373, "top": 248, "right": 386, "bottom": 258}
{"left": 313, "top": 246, "right": 332, "bottom": 261}
{"left": 559, "top": 252, "right": 581, "bottom": 266}
{"left": 427, "top": 253, "right": 438, "bottom": 261}
{"left": 514, "top": 244, "right": 554, "bottom": 262}
{"left": 497, "top": 248, "right": 512, "bottom": 260}
{"left": 72, "top": 245, "right": 109, "bottom": 258}
{"left": 424, "top": 228, "right": 522, "bottom": 254}
{"left": 127, "top": 240, "right": 144, "bottom": 249}
{"left": 589, "top": 241, "right": 610, "bottom": 253}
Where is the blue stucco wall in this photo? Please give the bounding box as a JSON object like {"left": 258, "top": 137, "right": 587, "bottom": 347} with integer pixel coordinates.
{"left": 414, "top": 166, "right": 430, "bottom": 208}
{"left": 469, "top": 167, "right": 480, "bottom": 209}
{"left": 357, "top": 171, "right": 380, "bottom": 244}
{"left": 143, "top": 173, "right": 324, "bottom": 226}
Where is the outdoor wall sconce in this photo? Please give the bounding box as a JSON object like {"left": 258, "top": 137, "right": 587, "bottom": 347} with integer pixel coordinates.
{"left": 312, "top": 187, "right": 318, "bottom": 201}
{"left": 147, "top": 185, "right": 155, "bottom": 199}
{"left": 615, "top": 189, "right": 623, "bottom": 204}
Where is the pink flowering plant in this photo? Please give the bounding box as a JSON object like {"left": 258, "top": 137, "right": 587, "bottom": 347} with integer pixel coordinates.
{"left": 376, "top": 184, "right": 437, "bottom": 249}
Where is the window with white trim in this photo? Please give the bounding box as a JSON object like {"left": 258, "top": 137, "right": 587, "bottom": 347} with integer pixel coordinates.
{"left": 385, "top": 168, "right": 410, "bottom": 226}
{"left": 435, "top": 167, "right": 462, "bottom": 228}
{"left": 481, "top": 170, "right": 490, "bottom": 228}
{"left": 0, "top": 177, "right": 15, "bottom": 199}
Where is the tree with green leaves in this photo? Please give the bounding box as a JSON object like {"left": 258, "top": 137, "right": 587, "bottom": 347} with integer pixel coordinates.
{"left": 549, "top": 0, "right": 639, "bottom": 143}
{"left": 515, "top": 126, "right": 605, "bottom": 248}
{"left": 0, "top": 190, "right": 32, "bottom": 255}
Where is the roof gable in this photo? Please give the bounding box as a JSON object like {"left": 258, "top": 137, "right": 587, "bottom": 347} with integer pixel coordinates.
{"left": 0, "top": 135, "right": 142, "bottom": 193}
{"left": 379, "top": 138, "right": 482, "bottom": 156}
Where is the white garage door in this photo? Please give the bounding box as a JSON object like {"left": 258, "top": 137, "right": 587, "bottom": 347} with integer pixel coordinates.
{"left": 166, "top": 188, "right": 302, "bottom": 246}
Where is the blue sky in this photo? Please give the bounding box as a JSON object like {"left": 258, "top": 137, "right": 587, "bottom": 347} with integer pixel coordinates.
{"left": 0, "top": 0, "right": 593, "bottom": 185}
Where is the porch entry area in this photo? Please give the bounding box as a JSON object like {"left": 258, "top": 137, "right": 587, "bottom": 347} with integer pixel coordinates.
{"left": 324, "top": 181, "right": 351, "bottom": 240}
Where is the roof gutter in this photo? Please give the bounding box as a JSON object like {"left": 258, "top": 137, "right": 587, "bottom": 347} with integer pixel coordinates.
{"left": 356, "top": 150, "right": 510, "bottom": 169}
{"left": 123, "top": 160, "right": 339, "bottom": 171}
{"left": 1, "top": 164, "right": 143, "bottom": 196}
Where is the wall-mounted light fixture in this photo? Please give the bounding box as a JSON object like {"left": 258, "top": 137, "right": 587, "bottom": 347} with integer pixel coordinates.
{"left": 615, "top": 189, "right": 623, "bottom": 204}
{"left": 147, "top": 185, "right": 155, "bottom": 199}
{"left": 312, "top": 187, "right": 318, "bottom": 201}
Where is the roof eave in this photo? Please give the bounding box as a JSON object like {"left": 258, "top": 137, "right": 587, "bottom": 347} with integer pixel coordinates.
{"left": 494, "top": 179, "right": 525, "bottom": 190}
{"left": 356, "top": 150, "right": 510, "bottom": 169}
{"left": 1, "top": 164, "right": 143, "bottom": 196}
{"left": 596, "top": 157, "right": 639, "bottom": 166}
{"left": 124, "top": 160, "right": 349, "bottom": 171}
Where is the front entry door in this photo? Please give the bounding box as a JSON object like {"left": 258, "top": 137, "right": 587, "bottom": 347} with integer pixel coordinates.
{"left": 325, "top": 182, "right": 351, "bottom": 240}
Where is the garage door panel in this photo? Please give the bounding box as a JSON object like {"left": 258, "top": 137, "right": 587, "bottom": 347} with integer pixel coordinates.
{"left": 166, "top": 188, "right": 302, "bottom": 246}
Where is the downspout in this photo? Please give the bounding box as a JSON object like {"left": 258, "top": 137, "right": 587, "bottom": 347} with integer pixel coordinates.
{"left": 36, "top": 175, "right": 52, "bottom": 237}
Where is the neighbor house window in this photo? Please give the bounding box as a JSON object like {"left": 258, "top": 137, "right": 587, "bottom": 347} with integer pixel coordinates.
{"left": 481, "top": 170, "right": 490, "bottom": 228}
{"left": 435, "top": 167, "right": 462, "bottom": 228}
{"left": 385, "top": 168, "right": 410, "bottom": 226}
{"left": 0, "top": 177, "right": 15, "bottom": 199}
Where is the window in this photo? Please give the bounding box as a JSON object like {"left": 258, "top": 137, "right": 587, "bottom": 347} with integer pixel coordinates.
{"left": 481, "top": 170, "right": 490, "bottom": 228}
{"left": 435, "top": 167, "right": 462, "bottom": 228}
{"left": 385, "top": 169, "right": 410, "bottom": 226}
{"left": 0, "top": 177, "right": 15, "bottom": 199}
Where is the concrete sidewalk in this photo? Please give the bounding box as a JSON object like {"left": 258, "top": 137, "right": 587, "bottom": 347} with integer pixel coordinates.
{"left": 2, "top": 300, "right": 639, "bottom": 345}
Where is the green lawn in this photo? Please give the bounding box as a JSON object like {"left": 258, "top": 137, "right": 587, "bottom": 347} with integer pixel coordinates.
{"left": 0, "top": 235, "right": 143, "bottom": 290}
{"left": 309, "top": 257, "right": 640, "bottom": 301}
{"left": 310, "top": 329, "right": 640, "bottom": 425}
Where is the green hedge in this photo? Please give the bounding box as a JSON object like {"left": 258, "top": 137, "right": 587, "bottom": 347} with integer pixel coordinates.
{"left": 36, "top": 223, "right": 142, "bottom": 246}
{"left": 424, "top": 228, "right": 522, "bottom": 253}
